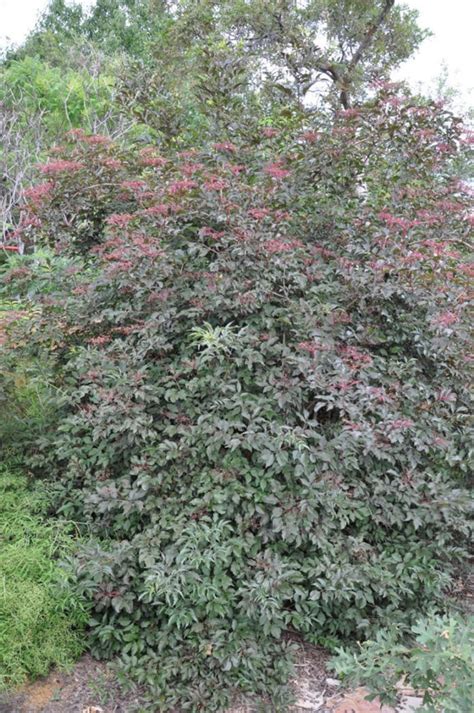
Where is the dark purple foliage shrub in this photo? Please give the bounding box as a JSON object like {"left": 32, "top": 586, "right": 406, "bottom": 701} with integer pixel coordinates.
{"left": 5, "top": 89, "right": 473, "bottom": 710}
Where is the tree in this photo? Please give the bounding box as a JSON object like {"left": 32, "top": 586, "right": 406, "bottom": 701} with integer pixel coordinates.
{"left": 5, "top": 0, "right": 168, "bottom": 64}
{"left": 170, "top": 0, "right": 427, "bottom": 110}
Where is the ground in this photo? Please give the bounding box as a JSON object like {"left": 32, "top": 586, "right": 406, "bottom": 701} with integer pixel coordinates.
{"left": 0, "top": 643, "right": 425, "bottom": 713}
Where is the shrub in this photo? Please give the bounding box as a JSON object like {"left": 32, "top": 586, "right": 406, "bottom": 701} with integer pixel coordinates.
{"left": 0, "top": 466, "right": 87, "bottom": 690}
{"left": 0, "top": 249, "right": 92, "bottom": 455}
{"left": 5, "top": 87, "right": 473, "bottom": 709}
{"left": 331, "top": 613, "right": 474, "bottom": 712}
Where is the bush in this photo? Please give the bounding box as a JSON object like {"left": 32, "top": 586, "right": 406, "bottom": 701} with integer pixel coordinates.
{"left": 4, "top": 87, "right": 473, "bottom": 709}
{"left": 0, "top": 249, "right": 91, "bottom": 455}
{"left": 0, "top": 466, "right": 87, "bottom": 690}
{"left": 331, "top": 613, "right": 474, "bottom": 712}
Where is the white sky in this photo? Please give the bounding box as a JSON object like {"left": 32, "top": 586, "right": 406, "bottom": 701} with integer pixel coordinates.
{"left": 1, "top": 0, "right": 473, "bottom": 104}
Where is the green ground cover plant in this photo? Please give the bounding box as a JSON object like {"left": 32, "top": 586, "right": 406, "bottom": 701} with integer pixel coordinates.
{"left": 0, "top": 466, "right": 87, "bottom": 691}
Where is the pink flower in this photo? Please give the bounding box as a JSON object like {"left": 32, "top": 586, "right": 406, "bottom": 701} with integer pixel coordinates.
{"left": 83, "top": 134, "right": 111, "bottom": 145}
{"left": 131, "top": 235, "right": 163, "bottom": 258}
{"left": 458, "top": 263, "right": 474, "bottom": 278}
{"left": 265, "top": 239, "right": 300, "bottom": 254}
{"left": 378, "top": 211, "right": 417, "bottom": 232}
{"left": 106, "top": 213, "right": 135, "bottom": 228}
{"left": 178, "top": 149, "right": 199, "bottom": 159}
{"left": 107, "top": 260, "right": 134, "bottom": 274}
{"left": 301, "top": 131, "right": 319, "bottom": 143}
{"left": 227, "top": 164, "right": 246, "bottom": 176}
{"left": 401, "top": 251, "right": 424, "bottom": 265}
{"left": 437, "top": 389, "right": 456, "bottom": 403}
{"left": 139, "top": 149, "right": 167, "bottom": 167}
{"left": 89, "top": 335, "right": 112, "bottom": 346}
{"left": 383, "top": 95, "right": 404, "bottom": 107}
{"left": 335, "top": 379, "right": 360, "bottom": 392}
{"left": 142, "top": 156, "right": 168, "bottom": 167}
{"left": 23, "top": 181, "right": 53, "bottom": 204}
{"left": 180, "top": 163, "right": 204, "bottom": 176}
{"left": 367, "top": 387, "right": 390, "bottom": 403}
{"left": 102, "top": 158, "right": 122, "bottom": 169}
{"left": 141, "top": 204, "right": 169, "bottom": 217}
{"left": 200, "top": 226, "right": 225, "bottom": 239}
{"left": 204, "top": 176, "right": 228, "bottom": 191}
{"left": 167, "top": 179, "right": 198, "bottom": 195}
{"left": 416, "top": 210, "right": 441, "bottom": 225}
{"left": 264, "top": 161, "right": 291, "bottom": 179}
{"left": 297, "top": 341, "right": 321, "bottom": 357}
{"left": 248, "top": 208, "right": 271, "bottom": 220}
{"left": 431, "top": 311, "right": 460, "bottom": 328}
{"left": 344, "top": 421, "right": 364, "bottom": 432}
{"left": 340, "top": 346, "right": 373, "bottom": 369}
{"left": 38, "top": 160, "right": 84, "bottom": 175}
{"left": 387, "top": 419, "right": 414, "bottom": 431}
{"left": 338, "top": 108, "right": 360, "bottom": 118}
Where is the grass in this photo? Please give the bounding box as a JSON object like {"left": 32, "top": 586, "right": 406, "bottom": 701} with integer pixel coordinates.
{"left": 0, "top": 465, "right": 87, "bottom": 691}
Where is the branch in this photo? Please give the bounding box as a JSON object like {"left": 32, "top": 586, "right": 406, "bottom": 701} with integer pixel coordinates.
{"left": 346, "top": 0, "right": 395, "bottom": 76}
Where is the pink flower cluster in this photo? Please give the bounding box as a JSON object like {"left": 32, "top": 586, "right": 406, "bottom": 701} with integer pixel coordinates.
{"left": 167, "top": 179, "right": 198, "bottom": 195}
{"left": 338, "top": 108, "right": 360, "bottom": 118}
{"left": 387, "top": 419, "right": 414, "bottom": 431}
{"left": 335, "top": 378, "right": 360, "bottom": 393}
{"left": 102, "top": 158, "right": 122, "bottom": 170}
{"left": 181, "top": 163, "right": 204, "bottom": 176}
{"left": 264, "top": 161, "right": 291, "bottom": 179}
{"left": 204, "top": 176, "right": 228, "bottom": 191}
{"left": 141, "top": 204, "right": 170, "bottom": 217}
{"left": 265, "top": 238, "right": 301, "bottom": 254}
{"left": 297, "top": 341, "right": 316, "bottom": 356}
{"left": 200, "top": 226, "right": 225, "bottom": 240}
{"left": 227, "top": 164, "right": 246, "bottom": 176}
{"left": 301, "top": 131, "right": 319, "bottom": 143}
{"left": 106, "top": 213, "right": 136, "bottom": 228}
{"left": 340, "top": 346, "right": 373, "bottom": 369}
{"left": 38, "top": 160, "right": 84, "bottom": 175}
{"left": 89, "top": 335, "right": 112, "bottom": 346}
{"left": 83, "top": 134, "right": 111, "bottom": 145}
{"left": 431, "top": 311, "right": 460, "bottom": 328}
{"left": 248, "top": 208, "right": 271, "bottom": 220}
{"left": 23, "top": 181, "right": 53, "bottom": 205}
{"left": 378, "top": 211, "right": 419, "bottom": 232}
{"left": 139, "top": 148, "right": 167, "bottom": 168}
